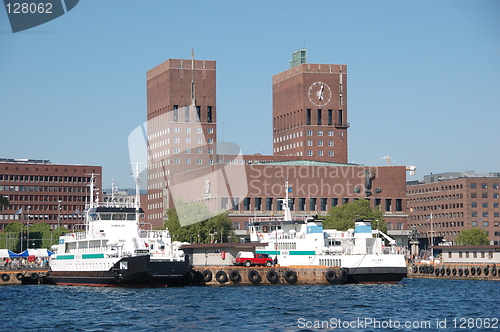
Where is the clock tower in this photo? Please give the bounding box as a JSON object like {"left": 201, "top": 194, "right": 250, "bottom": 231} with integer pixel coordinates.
{"left": 272, "top": 51, "right": 348, "bottom": 163}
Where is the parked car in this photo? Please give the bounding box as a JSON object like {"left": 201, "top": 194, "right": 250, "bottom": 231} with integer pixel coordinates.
{"left": 233, "top": 251, "right": 274, "bottom": 267}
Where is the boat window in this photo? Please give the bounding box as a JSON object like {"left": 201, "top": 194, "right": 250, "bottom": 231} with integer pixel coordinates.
{"left": 126, "top": 214, "right": 136, "bottom": 220}
{"left": 112, "top": 213, "right": 126, "bottom": 220}
{"left": 100, "top": 213, "right": 111, "bottom": 220}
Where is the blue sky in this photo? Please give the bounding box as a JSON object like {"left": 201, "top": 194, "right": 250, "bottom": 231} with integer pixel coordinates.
{"left": 1, "top": 0, "right": 499, "bottom": 189}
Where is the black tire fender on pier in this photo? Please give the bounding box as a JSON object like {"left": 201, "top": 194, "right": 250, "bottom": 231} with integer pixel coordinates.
{"left": 266, "top": 270, "right": 279, "bottom": 284}
{"left": 476, "top": 267, "right": 481, "bottom": 275}
{"left": 435, "top": 268, "right": 440, "bottom": 276}
{"left": 16, "top": 273, "right": 23, "bottom": 281}
{"left": 412, "top": 265, "right": 417, "bottom": 273}
{"left": 440, "top": 268, "right": 445, "bottom": 276}
{"left": 202, "top": 269, "right": 213, "bottom": 282}
{"left": 429, "top": 266, "right": 434, "bottom": 274}
{"left": 484, "top": 267, "right": 489, "bottom": 276}
{"left": 464, "top": 268, "right": 469, "bottom": 276}
{"left": 339, "top": 269, "right": 348, "bottom": 284}
{"left": 1, "top": 273, "right": 10, "bottom": 282}
{"left": 229, "top": 270, "right": 241, "bottom": 283}
{"left": 326, "top": 270, "right": 338, "bottom": 284}
{"left": 248, "top": 270, "right": 261, "bottom": 284}
{"left": 471, "top": 267, "right": 476, "bottom": 276}
{"left": 492, "top": 268, "right": 497, "bottom": 277}
{"left": 450, "top": 268, "right": 455, "bottom": 276}
{"left": 458, "top": 268, "right": 463, "bottom": 276}
{"left": 215, "top": 270, "right": 228, "bottom": 283}
{"left": 30, "top": 273, "right": 38, "bottom": 280}
{"left": 284, "top": 270, "right": 298, "bottom": 284}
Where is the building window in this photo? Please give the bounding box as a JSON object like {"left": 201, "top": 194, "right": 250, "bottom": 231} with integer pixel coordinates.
{"left": 482, "top": 193, "right": 488, "bottom": 198}
{"left": 320, "top": 198, "right": 327, "bottom": 211}
{"left": 328, "top": 151, "right": 334, "bottom": 156}
{"left": 184, "top": 107, "right": 190, "bottom": 122}
{"left": 185, "top": 159, "right": 191, "bottom": 164}
{"left": 185, "top": 138, "right": 191, "bottom": 144}
{"left": 494, "top": 212, "right": 499, "bottom": 218}
{"left": 173, "top": 148, "right": 180, "bottom": 154}
{"left": 396, "top": 199, "right": 403, "bottom": 212}
{"left": 318, "top": 151, "right": 323, "bottom": 156}
{"left": 307, "top": 140, "right": 313, "bottom": 146}
{"left": 331, "top": 198, "right": 338, "bottom": 207}
{"left": 208, "top": 149, "right": 213, "bottom": 154}
{"left": 196, "top": 159, "right": 202, "bottom": 165}
{"left": 299, "top": 198, "right": 306, "bottom": 211}
{"left": 494, "top": 193, "right": 499, "bottom": 198}
{"left": 483, "top": 212, "right": 489, "bottom": 218}
{"left": 318, "top": 130, "right": 323, "bottom": 136}
{"left": 185, "top": 127, "right": 191, "bottom": 133}
{"left": 328, "top": 141, "right": 334, "bottom": 146}
{"left": 196, "top": 148, "right": 202, "bottom": 154}
{"left": 254, "top": 197, "right": 262, "bottom": 210}
{"left": 309, "top": 198, "right": 316, "bottom": 210}
{"left": 196, "top": 106, "right": 201, "bottom": 122}
{"left": 483, "top": 221, "right": 489, "bottom": 227}
{"left": 207, "top": 138, "right": 213, "bottom": 144}
{"left": 385, "top": 199, "right": 392, "bottom": 212}
{"left": 266, "top": 198, "right": 273, "bottom": 210}
{"left": 472, "top": 221, "right": 478, "bottom": 226}
{"left": 328, "top": 110, "right": 333, "bottom": 125}
{"left": 174, "top": 127, "right": 180, "bottom": 133}
{"left": 207, "top": 106, "right": 213, "bottom": 123}
{"left": 174, "top": 159, "right": 180, "bottom": 164}
{"left": 196, "top": 138, "right": 203, "bottom": 144}
{"left": 307, "top": 130, "right": 313, "bottom": 136}
{"left": 482, "top": 183, "right": 488, "bottom": 189}
{"left": 196, "top": 128, "right": 202, "bottom": 134}
{"left": 493, "top": 184, "right": 499, "bottom": 189}
{"left": 173, "top": 106, "right": 178, "bottom": 122}
{"left": 207, "top": 128, "right": 214, "bottom": 134}
{"left": 471, "top": 193, "right": 477, "bottom": 198}
{"left": 471, "top": 202, "right": 477, "bottom": 208}
{"left": 173, "top": 138, "right": 179, "bottom": 143}
{"left": 307, "top": 151, "right": 313, "bottom": 156}
{"left": 483, "top": 203, "right": 488, "bottom": 208}
{"left": 208, "top": 159, "right": 213, "bottom": 165}
{"left": 328, "top": 130, "right": 334, "bottom": 136}
{"left": 318, "top": 141, "right": 323, "bottom": 146}
{"left": 317, "top": 109, "right": 322, "bottom": 125}
{"left": 185, "top": 148, "right": 191, "bottom": 154}
{"left": 306, "top": 109, "right": 311, "bottom": 125}
{"left": 471, "top": 183, "right": 476, "bottom": 189}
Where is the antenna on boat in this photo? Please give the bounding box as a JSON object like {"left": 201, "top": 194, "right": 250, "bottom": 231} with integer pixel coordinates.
{"left": 134, "top": 163, "right": 141, "bottom": 213}
{"left": 282, "top": 180, "right": 292, "bottom": 221}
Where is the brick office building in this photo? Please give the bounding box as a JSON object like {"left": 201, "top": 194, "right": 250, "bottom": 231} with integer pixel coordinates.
{"left": 145, "top": 51, "right": 408, "bottom": 231}
{"left": 406, "top": 171, "right": 500, "bottom": 245}
{"left": 0, "top": 159, "right": 102, "bottom": 230}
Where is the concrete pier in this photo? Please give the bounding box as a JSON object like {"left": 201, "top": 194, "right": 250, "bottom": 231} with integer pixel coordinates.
{"left": 0, "top": 269, "right": 49, "bottom": 285}
{"left": 407, "top": 263, "right": 500, "bottom": 281}
{"left": 193, "top": 266, "right": 349, "bottom": 286}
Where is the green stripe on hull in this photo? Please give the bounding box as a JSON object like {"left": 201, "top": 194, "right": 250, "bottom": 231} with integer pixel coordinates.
{"left": 290, "top": 251, "right": 316, "bottom": 255}
{"left": 256, "top": 250, "right": 281, "bottom": 255}
{"left": 256, "top": 250, "right": 316, "bottom": 255}
{"left": 82, "top": 253, "right": 105, "bottom": 259}
{"left": 56, "top": 255, "right": 75, "bottom": 260}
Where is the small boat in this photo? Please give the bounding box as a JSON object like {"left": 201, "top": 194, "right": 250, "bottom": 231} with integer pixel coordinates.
{"left": 249, "top": 182, "right": 407, "bottom": 284}
{"left": 48, "top": 169, "right": 191, "bottom": 287}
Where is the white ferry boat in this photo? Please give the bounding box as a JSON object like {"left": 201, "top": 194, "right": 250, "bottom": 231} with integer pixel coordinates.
{"left": 250, "top": 182, "right": 407, "bottom": 284}
{"left": 48, "top": 171, "right": 191, "bottom": 287}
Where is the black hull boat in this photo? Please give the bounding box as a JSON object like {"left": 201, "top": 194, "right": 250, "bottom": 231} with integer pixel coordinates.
{"left": 48, "top": 255, "right": 192, "bottom": 287}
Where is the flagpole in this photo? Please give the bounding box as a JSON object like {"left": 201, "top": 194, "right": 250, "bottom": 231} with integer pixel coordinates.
{"left": 430, "top": 213, "right": 433, "bottom": 259}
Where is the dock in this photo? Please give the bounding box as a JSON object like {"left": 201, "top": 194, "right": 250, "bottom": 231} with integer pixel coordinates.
{"left": 407, "top": 263, "right": 500, "bottom": 281}
{"left": 0, "top": 269, "right": 49, "bottom": 285}
{"left": 192, "top": 266, "right": 349, "bottom": 285}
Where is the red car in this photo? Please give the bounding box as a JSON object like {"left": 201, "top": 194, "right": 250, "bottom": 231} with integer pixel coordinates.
{"left": 233, "top": 252, "right": 274, "bottom": 267}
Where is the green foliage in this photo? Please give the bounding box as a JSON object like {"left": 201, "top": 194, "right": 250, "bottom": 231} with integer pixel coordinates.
{"left": 454, "top": 228, "right": 489, "bottom": 245}
{"left": 165, "top": 203, "right": 236, "bottom": 244}
{"left": 0, "top": 222, "right": 67, "bottom": 251}
{"left": 323, "top": 199, "right": 387, "bottom": 233}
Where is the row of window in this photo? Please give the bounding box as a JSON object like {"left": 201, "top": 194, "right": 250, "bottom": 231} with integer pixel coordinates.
{"left": 305, "top": 109, "right": 344, "bottom": 126}
{"left": 307, "top": 151, "right": 335, "bottom": 157}
{"left": 0, "top": 185, "right": 88, "bottom": 193}
{"left": 274, "top": 130, "right": 335, "bottom": 144}
{"left": 409, "top": 212, "right": 465, "bottom": 221}
{"left": 408, "top": 193, "right": 463, "bottom": 203}
{"left": 471, "top": 183, "right": 499, "bottom": 189}
{"left": 172, "top": 105, "right": 213, "bottom": 123}
{"left": 221, "top": 197, "right": 403, "bottom": 212}
{"left": 0, "top": 175, "right": 91, "bottom": 183}
{"left": 471, "top": 192, "right": 498, "bottom": 198}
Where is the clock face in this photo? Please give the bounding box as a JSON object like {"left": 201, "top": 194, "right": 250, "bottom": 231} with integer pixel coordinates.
{"left": 308, "top": 82, "right": 332, "bottom": 107}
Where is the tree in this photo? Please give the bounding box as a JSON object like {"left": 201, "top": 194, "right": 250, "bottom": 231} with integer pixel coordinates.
{"left": 164, "top": 206, "right": 236, "bottom": 244}
{"left": 454, "top": 228, "right": 489, "bottom": 245}
{"left": 323, "top": 199, "right": 387, "bottom": 233}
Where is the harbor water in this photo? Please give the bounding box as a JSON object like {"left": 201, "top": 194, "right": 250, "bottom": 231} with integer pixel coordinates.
{"left": 1, "top": 279, "right": 499, "bottom": 331}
